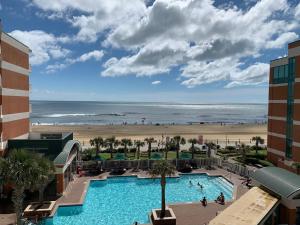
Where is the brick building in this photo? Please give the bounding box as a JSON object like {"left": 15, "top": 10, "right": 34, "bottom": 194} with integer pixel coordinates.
{"left": 268, "top": 40, "right": 300, "bottom": 173}
{"left": 0, "top": 28, "right": 31, "bottom": 156}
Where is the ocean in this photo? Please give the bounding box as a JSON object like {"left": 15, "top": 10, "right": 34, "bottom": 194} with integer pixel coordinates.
{"left": 30, "top": 101, "right": 268, "bottom": 126}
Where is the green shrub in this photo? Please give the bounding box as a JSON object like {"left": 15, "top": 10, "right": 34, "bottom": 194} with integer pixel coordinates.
{"left": 246, "top": 153, "right": 266, "bottom": 160}
{"left": 225, "top": 146, "right": 236, "bottom": 151}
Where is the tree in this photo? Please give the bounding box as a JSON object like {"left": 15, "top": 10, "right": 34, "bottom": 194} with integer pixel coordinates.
{"left": 89, "top": 137, "right": 104, "bottom": 157}
{"left": 252, "top": 136, "right": 265, "bottom": 154}
{"left": 34, "top": 157, "right": 55, "bottom": 202}
{"left": 239, "top": 143, "right": 249, "bottom": 164}
{"left": 0, "top": 150, "right": 51, "bottom": 225}
{"left": 149, "top": 160, "right": 175, "bottom": 218}
{"left": 164, "top": 138, "right": 175, "bottom": 159}
{"left": 205, "top": 142, "right": 216, "bottom": 158}
{"left": 134, "top": 140, "right": 145, "bottom": 159}
{"left": 173, "top": 136, "right": 186, "bottom": 159}
{"left": 120, "top": 138, "right": 133, "bottom": 158}
{"left": 188, "top": 138, "right": 198, "bottom": 159}
{"left": 105, "top": 136, "right": 117, "bottom": 159}
{"left": 144, "top": 137, "right": 156, "bottom": 159}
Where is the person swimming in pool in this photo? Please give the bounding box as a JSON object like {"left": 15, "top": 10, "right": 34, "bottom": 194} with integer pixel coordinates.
{"left": 189, "top": 180, "right": 193, "bottom": 186}
{"left": 197, "top": 182, "right": 204, "bottom": 189}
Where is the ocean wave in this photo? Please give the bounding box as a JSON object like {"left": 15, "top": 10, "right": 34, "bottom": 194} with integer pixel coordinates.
{"left": 42, "top": 113, "right": 126, "bottom": 118}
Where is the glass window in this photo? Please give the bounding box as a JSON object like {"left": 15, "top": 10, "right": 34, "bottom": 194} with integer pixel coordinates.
{"left": 280, "top": 66, "right": 285, "bottom": 78}
{"left": 273, "top": 67, "right": 279, "bottom": 79}
{"left": 289, "top": 57, "right": 295, "bottom": 78}
{"left": 285, "top": 65, "right": 289, "bottom": 78}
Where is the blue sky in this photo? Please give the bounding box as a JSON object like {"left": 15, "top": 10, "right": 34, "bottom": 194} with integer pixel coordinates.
{"left": 1, "top": 0, "right": 300, "bottom": 103}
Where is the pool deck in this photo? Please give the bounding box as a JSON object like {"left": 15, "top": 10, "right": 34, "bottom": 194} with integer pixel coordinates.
{"left": 0, "top": 168, "right": 249, "bottom": 225}
{"left": 50, "top": 168, "right": 249, "bottom": 225}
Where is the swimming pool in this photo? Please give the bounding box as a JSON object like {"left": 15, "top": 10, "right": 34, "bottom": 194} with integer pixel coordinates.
{"left": 45, "top": 174, "right": 233, "bottom": 225}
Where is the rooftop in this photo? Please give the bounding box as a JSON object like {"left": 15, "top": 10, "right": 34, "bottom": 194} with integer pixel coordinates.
{"left": 1, "top": 31, "right": 31, "bottom": 51}
{"left": 28, "top": 132, "right": 72, "bottom": 140}
{"left": 251, "top": 167, "right": 300, "bottom": 199}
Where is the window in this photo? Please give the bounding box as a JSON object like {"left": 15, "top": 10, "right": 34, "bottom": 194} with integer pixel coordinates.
{"left": 272, "top": 64, "right": 288, "bottom": 83}
{"left": 289, "top": 57, "right": 295, "bottom": 78}
{"left": 284, "top": 64, "right": 289, "bottom": 78}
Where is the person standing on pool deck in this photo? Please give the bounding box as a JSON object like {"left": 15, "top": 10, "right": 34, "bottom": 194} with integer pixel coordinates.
{"left": 201, "top": 197, "right": 207, "bottom": 206}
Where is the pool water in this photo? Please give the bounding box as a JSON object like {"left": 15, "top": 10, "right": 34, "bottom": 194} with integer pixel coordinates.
{"left": 45, "top": 174, "right": 233, "bottom": 225}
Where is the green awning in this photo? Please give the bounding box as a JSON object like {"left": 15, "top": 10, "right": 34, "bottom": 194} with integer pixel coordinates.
{"left": 113, "top": 153, "right": 126, "bottom": 160}
{"left": 251, "top": 167, "right": 300, "bottom": 199}
{"left": 151, "top": 152, "right": 163, "bottom": 160}
{"left": 54, "top": 140, "right": 81, "bottom": 165}
{"left": 180, "top": 152, "right": 192, "bottom": 160}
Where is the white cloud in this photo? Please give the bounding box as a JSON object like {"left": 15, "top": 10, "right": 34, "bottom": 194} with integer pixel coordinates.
{"left": 266, "top": 32, "right": 298, "bottom": 49}
{"left": 101, "top": 0, "right": 298, "bottom": 87}
{"left": 31, "top": 0, "right": 146, "bottom": 42}
{"left": 46, "top": 50, "right": 104, "bottom": 73}
{"left": 77, "top": 50, "right": 104, "bottom": 62}
{"left": 152, "top": 80, "right": 161, "bottom": 85}
{"left": 226, "top": 63, "right": 270, "bottom": 88}
{"left": 295, "top": 2, "right": 300, "bottom": 18}
{"left": 29, "top": 0, "right": 300, "bottom": 88}
{"left": 9, "top": 30, "right": 71, "bottom": 65}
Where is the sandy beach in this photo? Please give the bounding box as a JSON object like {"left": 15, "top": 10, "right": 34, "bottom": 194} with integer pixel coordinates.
{"left": 31, "top": 123, "right": 267, "bottom": 146}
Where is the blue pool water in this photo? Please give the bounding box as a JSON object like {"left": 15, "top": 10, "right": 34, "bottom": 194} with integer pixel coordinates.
{"left": 45, "top": 174, "right": 233, "bottom": 225}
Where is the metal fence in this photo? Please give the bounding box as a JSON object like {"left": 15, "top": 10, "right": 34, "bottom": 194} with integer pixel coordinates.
{"left": 220, "top": 161, "right": 252, "bottom": 177}
{"left": 80, "top": 157, "right": 251, "bottom": 177}
{"left": 101, "top": 158, "right": 219, "bottom": 170}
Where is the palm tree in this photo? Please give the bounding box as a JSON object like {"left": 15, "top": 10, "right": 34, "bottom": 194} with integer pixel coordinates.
{"left": 239, "top": 143, "right": 249, "bottom": 164}
{"left": 105, "top": 136, "right": 117, "bottom": 159}
{"left": 164, "top": 138, "right": 175, "bottom": 159}
{"left": 206, "top": 142, "right": 216, "bottom": 158}
{"left": 149, "top": 160, "right": 175, "bottom": 218}
{"left": 89, "top": 137, "right": 104, "bottom": 157}
{"left": 120, "top": 138, "right": 133, "bottom": 158}
{"left": 134, "top": 140, "right": 145, "bottom": 159}
{"left": 173, "top": 136, "right": 186, "bottom": 159}
{"left": 144, "top": 137, "right": 156, "bottom": 159}
{"left": 252, "top": 136, "right": 265, "bottom": 154}
{"left": 34, "top": 157, "right": 55, "bottom": 202}
{"left": 0, "top": 150, "right": 48, "bottom": 225}
{"left": 188, "top": 138, "right": 198, "bottom": 159}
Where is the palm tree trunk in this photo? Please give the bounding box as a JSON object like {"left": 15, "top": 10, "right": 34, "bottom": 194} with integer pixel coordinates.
{"left": 39, "top": 186, "right": 45, "bottom": 202}
{"left": 110, "top": 144, "right": 113, "bottom": 159}
{"left": 160, "top": 176, "right": 166, "bottom": 218}
{"left": 165, "top": 150, "right": 168, "bottom": 159}
{"left": 176, "top": 144, "right": 180, "bottom": 159}
{"left": 137, "top": 146, "right": 140, "bottom": 160}
{"left": 148, "top": 144, "right": 151, "bottom": 159}
{"left": 125, "top": 146, "right": 127, "bottom": 158}
{"left": 192, "top": 144, "right": 195, "bottom": 159}
{"left": 12, "top": 186, "right": 24, "bottom": 225}
{"left": 255, "top": 140, "right": 258, "bottom": 155}
{"left": 96, "top": 145, "right": 100, "bottom": 157}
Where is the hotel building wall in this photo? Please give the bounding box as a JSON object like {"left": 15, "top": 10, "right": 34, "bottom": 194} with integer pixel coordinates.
{"left": 268, "top": 40, "right": 300, "bottom": 172}
{"left": 0, "top": 29, "right": 30, "bottom": 156}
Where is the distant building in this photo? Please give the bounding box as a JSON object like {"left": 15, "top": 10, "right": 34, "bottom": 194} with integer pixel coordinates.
{"left": 0, "top": 27, "right": 81, "bottom": 195}
{"left": 268, "top": 40, "right": 300, "bottom": 174}
{"left": 7, "top": 132, "right": 81, "bottom": 194}
{"left": 0, "top": 27, "right": 31, "bottom": 156}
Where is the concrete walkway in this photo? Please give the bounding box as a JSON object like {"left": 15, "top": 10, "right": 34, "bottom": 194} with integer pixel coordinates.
{"left": 170, "top": 202, "right": 231, "bottom": 225}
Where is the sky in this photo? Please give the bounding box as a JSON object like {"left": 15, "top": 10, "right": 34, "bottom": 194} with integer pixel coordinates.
{"left": 1, "top": 0, "right": 300, "bottom": 103}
